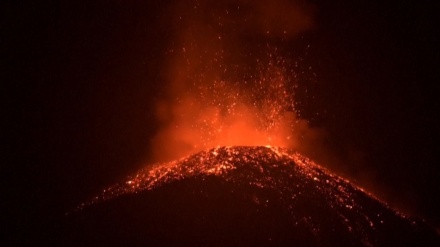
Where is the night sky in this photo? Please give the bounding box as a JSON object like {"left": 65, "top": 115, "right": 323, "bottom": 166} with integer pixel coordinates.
{"left": 4, "top": 0, "right": 439, "bottom": 244}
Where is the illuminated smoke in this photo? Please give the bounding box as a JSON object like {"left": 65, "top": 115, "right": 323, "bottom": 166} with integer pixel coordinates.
{"left": 151, "top": 0, "right": 319, "bottom": 162}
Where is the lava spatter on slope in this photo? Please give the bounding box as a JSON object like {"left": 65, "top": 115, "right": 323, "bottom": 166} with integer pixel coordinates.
{"left": 68, "top": 146, "right": 439, "bottom": 246}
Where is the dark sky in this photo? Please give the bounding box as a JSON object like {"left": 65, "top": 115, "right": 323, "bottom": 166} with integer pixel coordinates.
{"left": 4, "top": 0, "right": 439, "bottom": 244}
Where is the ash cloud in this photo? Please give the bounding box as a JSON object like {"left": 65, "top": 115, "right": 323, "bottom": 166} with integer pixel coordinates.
{"left": 150, "top": 0, "right": 321, "bottom": 162}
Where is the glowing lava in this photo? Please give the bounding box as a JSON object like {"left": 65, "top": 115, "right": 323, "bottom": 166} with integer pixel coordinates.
{"left": 67, "top": 1, "right": 439, "bottom": 245}
{"left": 71, "top": 146, "right": 438, "bottom": 246}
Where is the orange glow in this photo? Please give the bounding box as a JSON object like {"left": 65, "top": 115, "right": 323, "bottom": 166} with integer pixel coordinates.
{"left": 151, "top": 56, "right": 321, "bottom": 162}
{"left": 150, "top": 0, "right": 318, "bottom": 162}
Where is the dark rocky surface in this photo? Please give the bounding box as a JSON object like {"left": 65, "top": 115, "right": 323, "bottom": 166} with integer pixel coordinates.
{"left": 64, "top": 146, "right": 439, "bottom": 246}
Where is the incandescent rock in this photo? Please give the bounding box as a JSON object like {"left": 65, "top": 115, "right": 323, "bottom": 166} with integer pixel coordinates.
{"left": 64, "top": 146, "right": 439, "bottom": 246}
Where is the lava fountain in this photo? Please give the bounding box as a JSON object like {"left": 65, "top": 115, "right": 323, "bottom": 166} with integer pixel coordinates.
{"left": 150, "top": 0, "right": 319, "bottom": 163}
{"left": 65, "top": 1, "right": 439, "bottom": 246}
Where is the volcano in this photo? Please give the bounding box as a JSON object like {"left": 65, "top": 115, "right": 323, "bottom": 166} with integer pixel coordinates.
{"left": 65, "top": 146, "right": 438, "bottom": 246}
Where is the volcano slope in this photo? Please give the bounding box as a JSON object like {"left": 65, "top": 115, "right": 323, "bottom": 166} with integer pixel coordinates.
{"left": 64, "top": 146, "right": 439, "bottom": 246}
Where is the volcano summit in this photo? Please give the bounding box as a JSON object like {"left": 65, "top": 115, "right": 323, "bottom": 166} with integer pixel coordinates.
{"left": 65, "top": 146, "right": 438, "bottom": 246}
